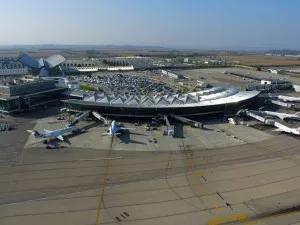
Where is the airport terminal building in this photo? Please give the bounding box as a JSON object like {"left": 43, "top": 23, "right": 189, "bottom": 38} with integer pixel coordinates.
{"left": 62, "top": 87, "right": 260, "bottom": 117}
{"left": 0, "top": 79, "right": 67, "bottom": 113}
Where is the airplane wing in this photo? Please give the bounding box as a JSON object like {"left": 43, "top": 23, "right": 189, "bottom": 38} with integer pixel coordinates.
{"left": 277, "top": 115, "right": 286, "bottom": 120}
{"left": 272, "top": 128, "right": 282, "bottom": 132}
{"left": 43, "top": 129, "right": 52, "bottom": 133}
{"left": 120, "top": 128, "right": 136, "bottom": 130}
{"left": 57, "top": 135, "right": 64, "bottom": 141}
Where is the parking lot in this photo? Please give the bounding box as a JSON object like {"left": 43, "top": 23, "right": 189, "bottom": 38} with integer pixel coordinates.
{"left": 73, "top": 72, "right": 176, "bottom": 95}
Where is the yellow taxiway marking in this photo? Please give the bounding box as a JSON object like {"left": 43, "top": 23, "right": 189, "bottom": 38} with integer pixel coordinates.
{"left": 95, "top": 136, "right": 114, "bottom": 225}
{"left": 186, "top": 157, "right": 221, "bottom": 212}
{"left": 213, "top": 204, "right": 221, "bottom": 212}
{"left": 208, "top": 213, "right": 248, "bottom": 225}
{"left": 207, "top": 205, "right": 300, "bottom": 225}
{"left": 192, "top": 170, "right": 205, "bottom": 176}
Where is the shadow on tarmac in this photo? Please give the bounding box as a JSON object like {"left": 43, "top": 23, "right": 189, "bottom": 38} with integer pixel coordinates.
{"left": 118, "top": 130, "right": 146, "bottom": 145}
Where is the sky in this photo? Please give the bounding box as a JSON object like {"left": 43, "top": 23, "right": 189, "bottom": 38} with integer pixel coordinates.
{"left": 1, "top": 0, "right": 300, "bottom": 49}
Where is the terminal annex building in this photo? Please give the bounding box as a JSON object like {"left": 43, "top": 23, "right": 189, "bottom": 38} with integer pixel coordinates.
{"left": 0, "top": 54, "right": 68, "bottom": 113}
{"left": 63, "top": 87, "right": 260, "bottom": 117}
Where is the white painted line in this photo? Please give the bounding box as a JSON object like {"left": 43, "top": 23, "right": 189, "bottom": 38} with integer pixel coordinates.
{"left": 79, "top": 157, "right": 124, "bottom": 161}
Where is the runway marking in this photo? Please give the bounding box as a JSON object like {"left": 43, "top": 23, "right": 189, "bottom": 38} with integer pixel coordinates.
{"left": 186, "top": 156, "right": 222, "bottom": 212}
{"left": 207, "top": 213, "right": 248, "bottom": 225}
{"left": 95, "top": 135, "right": 114, "bottom": 225}
{"left": 213, "top": 204, "right": 221, "bottom": 212}
{"left": 79, "top": 157, "right": 123, "bottom": 161}
{"left": 192, "top": 170, "right": 205, "bottom": 176}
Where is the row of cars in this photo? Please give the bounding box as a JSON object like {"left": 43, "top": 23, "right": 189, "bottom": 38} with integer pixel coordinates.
{"left": 75, "top": 73, "right": 175, "bottom": 95}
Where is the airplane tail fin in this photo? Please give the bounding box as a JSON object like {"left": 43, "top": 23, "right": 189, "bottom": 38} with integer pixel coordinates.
{"left": 294, "top": 112, "right": 300, "bottom": 117}
{"left": 27, "top": 130, "right": 40, "bottom": 138}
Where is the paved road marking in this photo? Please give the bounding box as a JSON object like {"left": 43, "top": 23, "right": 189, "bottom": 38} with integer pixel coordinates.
{"left": 95, "top": 136, "right": 114, "bottom": 225}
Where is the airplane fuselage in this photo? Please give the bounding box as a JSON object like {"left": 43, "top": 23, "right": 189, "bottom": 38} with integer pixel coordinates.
{"left": 264, "top": 111, "right": 300, "bottom": 120}
{"left": 38, "top": 126, "right": 77, "bottom": 139}
{"left": 278, "top": 95, "right": 300, "bottom": 102}
{"left": 110, "top": 120, "right": 120, "bottom": 135}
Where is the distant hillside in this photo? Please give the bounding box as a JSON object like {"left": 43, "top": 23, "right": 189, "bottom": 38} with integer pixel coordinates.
{"left": 0, "top": 44, "right": 167, "bottom": 51}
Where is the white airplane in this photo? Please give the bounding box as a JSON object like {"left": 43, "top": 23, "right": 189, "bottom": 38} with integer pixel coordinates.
{"left": 228, "top": 118, "right": 238, "bottom": 125}
{"left": 273, "top": 124, "right": 300, "bottom": 135}
{"left": 27, "top": 125, "right": 79, "bottom": 141}
{"left": 245, "top": 110, "right": 300, "bottom": 136}
{"left": 262, "top": 111, "right": 300, "bottom": 121}
{"left": 102, "top": 120, "right": 135, "bottom": 136}
{"left": 278, "top": 95, "right": 300, "bottom": 102}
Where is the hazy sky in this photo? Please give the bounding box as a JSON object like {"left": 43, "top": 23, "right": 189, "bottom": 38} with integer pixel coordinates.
{"left": 1, "top": 0, "right": 299, "bottom": 49}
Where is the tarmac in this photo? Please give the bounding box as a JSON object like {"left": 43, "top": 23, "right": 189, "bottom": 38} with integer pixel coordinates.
{"left": 1, "top": 108, "right": 300, "bottom": 225}
{"left": 24, "top": 116, "right": 272, "bottom": 151}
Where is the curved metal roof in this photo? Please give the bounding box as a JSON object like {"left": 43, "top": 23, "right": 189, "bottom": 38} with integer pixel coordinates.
{"left": 19, "top": 54, "right": 39, "bottom": 68}
{"left": 75, "top": 87, "right": 260, "bottom": 108}
{"left": 46, "top": 54, "right": 66, "bottom": 68}
{"left": 19, "top": 54, "right": 66, "bottom": 69}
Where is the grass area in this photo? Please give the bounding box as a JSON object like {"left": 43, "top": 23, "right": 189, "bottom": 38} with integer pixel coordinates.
{"left": 174, "top": 85, "right": 190, "bottom": 94}
{"left": 80, "top": 84, "right": 97, "bottom": 91}
{"left": 139, "top": 87, "right": 152, "bottom": 93}
{"left": 219, "top": 55, "right": 300, "bottom": 66}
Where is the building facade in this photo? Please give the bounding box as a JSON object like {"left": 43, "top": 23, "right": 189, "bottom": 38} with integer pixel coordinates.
{"left": 62, "top": 87, "right": 260, "bottom": 117}
{"left": 0, "top": 79, "right": 67, "bottom": 114}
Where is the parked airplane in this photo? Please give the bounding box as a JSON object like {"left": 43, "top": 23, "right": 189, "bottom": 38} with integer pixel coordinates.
{"left": 228, "top": 118, "right": 238, "bottom": 125}
{"left": 272, "top": 124, "right": 300, "bottom": 135}
{"left": 262, "top": 111, "right": 300, "bottom": 121}
{"left": 27, "top": 125, "right": 80, "bottom": 141}
{"left": 102, "top": 120, "right": 135, "bottom": 136}
{"left": 278, "top": 95, "right": 300, "bottom": 102}
{"left": 244, "top": 110, "right": 300, "bottom": 136}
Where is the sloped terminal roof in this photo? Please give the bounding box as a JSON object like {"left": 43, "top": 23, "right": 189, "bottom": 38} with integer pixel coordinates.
{"left": 64, "top": 87, "right": 260, "bottom": 108}
{"left": 19, "top": 54, "right": 66, "bottom": 69}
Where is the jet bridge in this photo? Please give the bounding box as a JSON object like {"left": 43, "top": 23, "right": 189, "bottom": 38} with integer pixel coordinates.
{"left": 68, "top": 111, "right": 91, "bottom": 127}
{"left": 163, "top": 115, "right": 174, "bottom": 136}
{"left": 169, "top": 114, "right": 204, "bottom": 129}
{"left": 91, "top": 111, "right": 110, "bottom": 125}
{"left": 270, "top": 100, "right": 295, "bottom": 109}
{"left": 67, "top": 110, "right": 110, "bottom": 127}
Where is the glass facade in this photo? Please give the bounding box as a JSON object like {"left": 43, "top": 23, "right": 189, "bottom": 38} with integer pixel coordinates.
{"left": 0, "top": 99, "right": 9, "bottom": 111}
{"left": 0, "top": 98, "right": 19, "bottom": 112}
{"left": 0, "top": 88, "right": 67, "bottom": 113}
